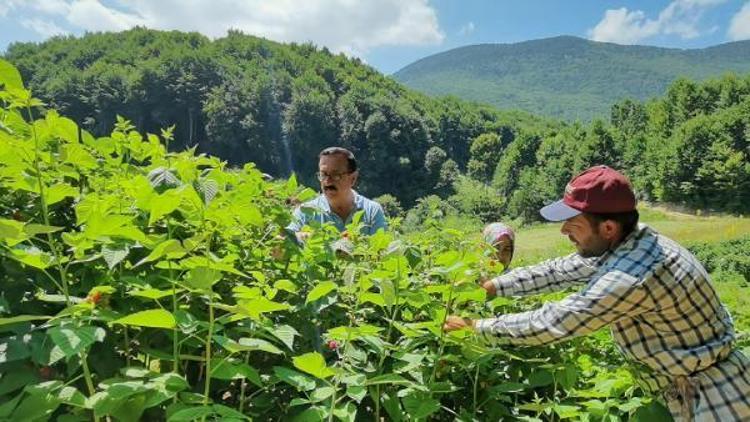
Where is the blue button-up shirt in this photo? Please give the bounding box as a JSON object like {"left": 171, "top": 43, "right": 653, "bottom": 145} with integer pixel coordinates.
{"left": 287, "top": 190, "right": 387, "bottom": 235}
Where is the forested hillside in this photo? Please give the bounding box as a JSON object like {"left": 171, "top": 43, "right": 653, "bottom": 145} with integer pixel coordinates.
{"left": 5, "top": 29, "right": 750, "bottom": 224}
{"left": 3, "top": 28, "right": 557, "bottom": 207}
{"left": 394, "top": 36, "right": 750, "bottom": 121}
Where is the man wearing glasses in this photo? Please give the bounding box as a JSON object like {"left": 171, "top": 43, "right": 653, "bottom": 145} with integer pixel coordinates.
{"left": 287, "top": 147, "right": 387, "bottom": 243}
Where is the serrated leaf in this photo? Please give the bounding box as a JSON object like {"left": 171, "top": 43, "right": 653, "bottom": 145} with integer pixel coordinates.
{"left": 10, "top": 246, "right": 54, "bottom": 269}
{"left": 48, "top": 326, "right": 105, "bottom": 364}
{"left": 193, "top": 178, "right": 218, "bottom": 205}
{"left": 148, "top": 189, "right": 182, "bottom": 225}
{"left": 0, "top": 218, "right": 25, "bottom": 240}
{"left": 209, "top": 358, "right": 262, "bottom": 387}
{"left": 273, "top": 366, "right": 316, "bottom": 391}
{"left": 268, "top": 324, "right": 299, "bottom": 350}
{"left": 0, "top": 60, "right": 24, "bottom": 91}
{"left": 235, "top": 297, "right": 291, "bottom": 320}
{"left": 113, "top": 309, "right": 176, "bottom": 329}
{"left": 183, "top": 267, "right": 222, "bottom": 291}
{"left": 293, "top": 352, "right": 335, "bottom": 380}
{"left": 402, "top": 393, "right": 440, "bottom": 419}
{"left": 102, "top": 245, "right": 129, "bottom": 269}
{"left": 147, "top": 167, "right": 181, "bottom": 191}
{"left": 306, "top": 281, "right": 337, "bottom": 304}
{"left": 136, "top": 239, "right": 185, "bottom": 266}
{"left": 45, "top": 183, "right": 78, "bottom": 205}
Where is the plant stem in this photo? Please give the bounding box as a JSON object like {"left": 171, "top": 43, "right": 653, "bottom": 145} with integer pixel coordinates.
{"left": 203, "top": 299, "right": 215, "bottom": 407}
{"left": 473, "top": 364, "right": 480, "bottom": 418}
{"left": 80, "top": 351, "right": 100, "bottom": 422}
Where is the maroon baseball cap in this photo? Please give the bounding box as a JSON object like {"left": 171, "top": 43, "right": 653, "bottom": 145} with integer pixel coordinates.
{"left": 540, "top": 165, "right": 637, "bottom": 221}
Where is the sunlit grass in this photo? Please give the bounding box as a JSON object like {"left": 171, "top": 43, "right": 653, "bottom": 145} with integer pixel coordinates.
{"left": 513, "top": 205, "right": 750, "bottom": 264}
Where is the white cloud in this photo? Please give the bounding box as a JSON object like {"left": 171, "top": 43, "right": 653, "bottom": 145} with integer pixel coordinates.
{"left": 588, "top": 0, "right": 726, "bottom": 44}
{"left": 728, "top": 2, "right": 750, "bottom": 41}
{"left": 20, "top": 18, "right": 68, "bottom": 38}
{"left": 66, "top": 0, "right": 145, "bottom": 32}
{"left": 458, "top": 21, "right": 475, "bottom": 36}
{"left": 2, "top": 0, "right": 444, "bottom": 57}
{"left": 0, "top": 0, "right": 24, "bottom": 17}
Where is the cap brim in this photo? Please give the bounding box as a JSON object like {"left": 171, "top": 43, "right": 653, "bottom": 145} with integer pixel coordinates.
{"left": 539, "top": 199, "right": 582, "bottom": 222}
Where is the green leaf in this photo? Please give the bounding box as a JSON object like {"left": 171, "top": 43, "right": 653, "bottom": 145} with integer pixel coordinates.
{"left": 113, "top": 309, "right": 176, "bottom": 329}
{"left": 274, "top": 279, "right": 298, "bottom": 294}
{"left": 128, "top": 288, "right": 178, "bottom": 300}
{"left": 237, "top": 337, "right": 284, "bottom": 355}
{"left": 379, "top": 279, "right": 396, "bottom": 307}
{"left": 236, "top": 203, "right": 263, "bottom": 227}
{"left": 364, "top": 374, "right": 414, "bottom": 387}
{"left": 292, "top": 352, "right": 335, "bottom": 380}
{"left": 327, "top": 324, "right": 383, "bottom": 342}
{"left": 48, "top": 326, "right": 105, "bottom": 364}
{"left": 209, "top": 358, "right": 262, "bottom": 386}
{"left": 183, "top": 267, "right": 222, "bottom": 291}
{"left": 10, "top": 246, "right": 54, "bottom": 269}
{"left": 0, "top": 315, "right": 51, "bottom": 327}
{"left": 0, "top": 60, "right": 24, "bottom": 91}
{"left": 214, "top": 335, "right": 283, "bottom": 355}
{"left": 0, "top": 218, "right": 25, "bottom": 240}
{"left": 136, "top": 239, "right": 186, "bottom": 266}
{"left": 267, "top": 324, "right": 299, "bottom": 350}
{"left": 236, "top": 297, "right": 291, "bottom": 320}
{"left": 273, "top": 366, "right": 317, "bottom": 391}
{"left": 309, "top": 386, "right": 335, "bottom": 402}
{"left": 553, "top": 404, "right": 581, "bottom": 419}
{"left": 45, "top": 183, "right": 79, "bottom": 205}
{"left": 23, "top": 224, "right": 64, "bottom": 236}
{"left": 631, "top": 400, "right": 673, "bottom": 421}
{"left": 168, "top": 406, "right": 214, "bottom": 421}
{"left": 402, "top": 393, "right": 440, "bottom": 419}
{"left": 306, "top": 281, "right": 337, "bottom": 304}
{"left": 292, "top": 406, "right": 327, "bottom": 422}
{"left": 102, "top": 245, "right": 130, "bottom": 269}
{"left": 148, "top": 189, "right": 182, "bottom": 225}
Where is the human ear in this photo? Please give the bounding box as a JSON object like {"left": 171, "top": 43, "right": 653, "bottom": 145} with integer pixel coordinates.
{"left": 601, "top": 220, "right": 620, "bottom": 241}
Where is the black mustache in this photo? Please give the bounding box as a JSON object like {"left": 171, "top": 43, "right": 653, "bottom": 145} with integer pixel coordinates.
{"left": 324, "top": 185, "right": 337, "bottom": 191}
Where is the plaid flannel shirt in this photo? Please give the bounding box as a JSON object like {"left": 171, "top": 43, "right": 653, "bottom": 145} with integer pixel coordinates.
{"left": 476, "top": 224, "right": 750, "bottom": 421}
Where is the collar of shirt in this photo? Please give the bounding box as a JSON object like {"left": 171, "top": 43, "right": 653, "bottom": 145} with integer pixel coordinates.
{"left": 592, "top": 223, "right": 651, "bottom": 267}
{"left": 315, "top": 190, "right": 365, "bottom": 217}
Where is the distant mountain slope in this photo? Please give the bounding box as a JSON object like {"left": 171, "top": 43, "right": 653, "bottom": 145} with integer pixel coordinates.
{"left": 394, "top": 36, "right": 750, "bottom": 120}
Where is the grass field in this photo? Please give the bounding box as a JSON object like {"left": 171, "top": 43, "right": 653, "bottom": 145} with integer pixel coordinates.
{"left": 513, "top": 206, "right": 750, "bottom": 264}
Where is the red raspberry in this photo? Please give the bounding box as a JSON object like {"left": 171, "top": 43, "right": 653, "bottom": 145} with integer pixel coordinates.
{"left": 327, "top": 340, "right": 339, "bottom": 350}
{"left": 87, "top": 291, "right": 102, "bottom": 305}
{"left": 39, "top": 366, "right": 53, "bottom": 379}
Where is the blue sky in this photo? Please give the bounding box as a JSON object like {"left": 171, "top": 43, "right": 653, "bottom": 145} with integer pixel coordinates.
{"left": 1, "top": 0, "right": 749, "bottom": 74}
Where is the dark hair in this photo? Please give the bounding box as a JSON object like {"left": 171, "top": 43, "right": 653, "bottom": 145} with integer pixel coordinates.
{"left": 585, "top": 209, "right": 640, "bottom": 238}
{"left": 319, "top": 147, "right": 357, "bottom": 172}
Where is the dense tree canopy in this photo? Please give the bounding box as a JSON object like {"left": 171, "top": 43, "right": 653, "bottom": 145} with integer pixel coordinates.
{"left": 4, "top": 28, "right": 556, "bottom": 207}
{"left": 6, "top": 28, "right": 750, "bottom": 223}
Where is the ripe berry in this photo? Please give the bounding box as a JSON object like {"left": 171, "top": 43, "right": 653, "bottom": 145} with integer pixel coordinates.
{"left": 39, "top": 366, "right": 53, "bottom": 379}
{"left": 327, "top": 340, "right": 339, "bottom": 350}
{"left": 87, "top": 291, "right": 102, "bottom": 305}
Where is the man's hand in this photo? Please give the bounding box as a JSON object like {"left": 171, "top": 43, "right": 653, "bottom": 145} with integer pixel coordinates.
{"left": 481, "top": 279, "right": 497, "bottom": 296}
{"left": 443, "top": 315, "right": 475, "bottom": 332}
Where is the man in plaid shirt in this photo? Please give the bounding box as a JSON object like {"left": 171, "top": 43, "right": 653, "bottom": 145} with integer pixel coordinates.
{"left": 444, "top": 165, "right": 750, "bottom": 421}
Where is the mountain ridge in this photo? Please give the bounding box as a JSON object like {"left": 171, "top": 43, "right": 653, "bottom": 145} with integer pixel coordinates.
{"left": 394, "top": 35, "right": 750, "bottom": 120}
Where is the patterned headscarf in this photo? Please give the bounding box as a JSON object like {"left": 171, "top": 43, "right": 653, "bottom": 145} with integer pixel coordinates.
{"left": 482, "top": 222, "right": 515, "bottom": 246}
